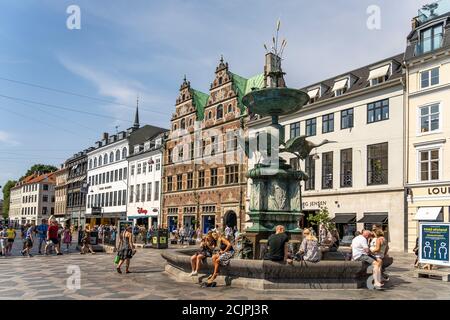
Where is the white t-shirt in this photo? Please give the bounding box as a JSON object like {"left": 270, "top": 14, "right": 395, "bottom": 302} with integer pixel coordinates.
{"left": 351, "top": 235, "right": 369, "bottom": 260}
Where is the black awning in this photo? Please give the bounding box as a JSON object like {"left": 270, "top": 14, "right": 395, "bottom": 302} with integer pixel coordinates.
{"left": 357, "top": 213, "right": 388, "bottom": 223}
{"left": 331, "top": 214, "right": 356, "bottom": 224}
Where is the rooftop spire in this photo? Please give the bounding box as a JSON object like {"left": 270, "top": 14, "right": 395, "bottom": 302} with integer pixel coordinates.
{"left": 133, "top": 95, "right": 140, "bottom": 129}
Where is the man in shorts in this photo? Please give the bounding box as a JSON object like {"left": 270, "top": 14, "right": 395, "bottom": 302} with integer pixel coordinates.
{"left": 45, "top": 220, "right": 62, "bottom": 255}
{"left": 21, "top": 223, "right": 34, "bottom": 257}
{"left": 36, "top": 219, "right": 48, "bottom": 254}
{"left": 6, "top": 225, "right": 16, "bottom": 256}
{"left": 351, "top": 230, "right": 382, "bottom": 290}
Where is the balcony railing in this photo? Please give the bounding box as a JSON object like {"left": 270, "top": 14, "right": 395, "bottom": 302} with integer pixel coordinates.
{"left": 417, "top": 0, "right": 450, "bottom": 24}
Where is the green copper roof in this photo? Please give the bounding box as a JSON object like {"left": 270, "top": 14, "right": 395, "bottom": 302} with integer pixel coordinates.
{"left": 230, "top": 72, "right": 264, "bottom": 114}
{"left": 191, "top": 89, "right": 209, "bottom": 120}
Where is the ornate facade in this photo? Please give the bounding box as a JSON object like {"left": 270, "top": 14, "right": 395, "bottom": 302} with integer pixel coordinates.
{"left": 162, "top": 57, "right": 263, "bottom": 234}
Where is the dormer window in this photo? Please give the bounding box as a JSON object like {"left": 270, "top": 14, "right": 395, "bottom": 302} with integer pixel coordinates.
{"left": 332, "top": 78, "right": 349, "bottom": 97}
{"left": 368, "top": 64, "right": 390, "bottom": 86}
{"left": 307, "top": 88, "right": 320, "bottom": 104}
{"left": 418, "top": 23, "right": 443, "bottom": 54}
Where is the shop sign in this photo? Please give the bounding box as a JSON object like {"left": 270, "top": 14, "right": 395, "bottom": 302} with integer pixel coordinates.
{"left": 137, "top": 207, "right": 148, "bottom": 215}
{"left": 302, "top": 200, "right": 327, "bottom": 210}
{"left": 427, "top": 187, "right": 450, "bottom": 195}
{"left": 419, "top": 223, "right": 450, "bottom": 266}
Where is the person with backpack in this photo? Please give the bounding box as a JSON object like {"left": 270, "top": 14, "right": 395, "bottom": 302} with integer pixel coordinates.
{"left": 21, "top": 223, "right": 34, "bottom": 258}
{"left": 36, "top": 219, "right": 48, "bottom": 254}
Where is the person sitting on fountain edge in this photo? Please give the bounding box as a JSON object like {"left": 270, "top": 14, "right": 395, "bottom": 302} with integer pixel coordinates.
{"left": 264, "top": 225, "right": 289, "bottom": 262}
{"left": 190, "top": 231, "right": 217, "bottom": 276}
{"left": 206, "top": 232, "right": 234, "bottom": 284}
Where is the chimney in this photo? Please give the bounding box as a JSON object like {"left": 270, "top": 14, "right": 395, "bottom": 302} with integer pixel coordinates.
{"left": 102, "top": 132, "right": 109, "bottom": 141}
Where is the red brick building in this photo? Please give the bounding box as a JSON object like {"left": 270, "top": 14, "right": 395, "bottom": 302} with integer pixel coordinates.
{"left": 162, "top": 57, "right": 263, "bottom": 234}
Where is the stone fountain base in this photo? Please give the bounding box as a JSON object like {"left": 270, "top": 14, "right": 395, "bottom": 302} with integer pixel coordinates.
{"left": 161, "top": 249, "right": 369, "bottom": 290}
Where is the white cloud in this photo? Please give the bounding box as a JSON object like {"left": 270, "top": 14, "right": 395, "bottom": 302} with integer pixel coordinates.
{"left": 0, "top": 131, "right": 20, "bottom": 146}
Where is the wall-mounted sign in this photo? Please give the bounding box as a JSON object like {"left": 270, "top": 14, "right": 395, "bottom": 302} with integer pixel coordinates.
{"left": 302, "top": 201, "right": 327, "bottom": 210}
{"left": 137, "top": 207, "right": 148, "bottom": 215}
{"left": 427, "top": 187, "right": 450, "bottom": 196}
{"left": 419, "top": 223, "right": 450, "bottom": 267}
{"left": 99, "top": 186, "right": 112, "bottom": 191}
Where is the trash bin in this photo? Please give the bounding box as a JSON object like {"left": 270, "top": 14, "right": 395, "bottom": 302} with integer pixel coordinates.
{"left": 151, "top": 228, "right": 168, "bottom": 249}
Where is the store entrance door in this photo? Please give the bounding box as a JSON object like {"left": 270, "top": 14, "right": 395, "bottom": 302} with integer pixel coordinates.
{"left": 168, "top": 216, "right": 178, "bottom": 232}
{"left": 202, "top": 215, "right": 215, "bottom": 234}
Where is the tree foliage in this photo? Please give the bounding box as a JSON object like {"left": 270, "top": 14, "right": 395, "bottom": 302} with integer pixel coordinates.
{"left": 21, "top": 164, "right": 58, "bottom": 180}
{"left": 2, "top": 180, "right": 17, "bottom": 218}
{"left": 306, "top": 206, "right": 336, "bottom": 231}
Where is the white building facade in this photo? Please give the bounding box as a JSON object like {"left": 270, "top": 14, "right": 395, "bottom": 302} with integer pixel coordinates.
{"left": 86, "top": 132, "right": 129, "bottom": 226}
{"left": 126, "top": 133, "right": 166, "bottom": 228}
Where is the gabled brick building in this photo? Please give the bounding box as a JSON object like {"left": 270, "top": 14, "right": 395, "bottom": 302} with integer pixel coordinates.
{"left": 162, "top": 57, "right": 263, "bottom": 234}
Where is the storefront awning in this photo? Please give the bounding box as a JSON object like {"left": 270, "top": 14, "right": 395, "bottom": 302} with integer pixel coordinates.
{"left": 368, "top": 64, "right": 390, "bottom": 81}
{"left": 332, "top": 78, "right": 348, "bottom": 92}
{"left": 357, "top": 213, "right": 388, "bottom": 223}
{"left": 414, "top": 207, "right": 442, "bottom": 221}
{"left": 331, "top": 214, "right": 356, "bottom": 224}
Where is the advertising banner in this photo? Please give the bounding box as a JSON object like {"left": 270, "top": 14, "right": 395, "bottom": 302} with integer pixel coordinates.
{"left": 419, "top": 223, "right": 450, "bottom": 266}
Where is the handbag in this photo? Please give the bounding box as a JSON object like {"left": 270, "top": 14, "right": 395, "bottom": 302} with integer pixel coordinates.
{"left": 114, "top": 254, "right": 120, "bottom": 264}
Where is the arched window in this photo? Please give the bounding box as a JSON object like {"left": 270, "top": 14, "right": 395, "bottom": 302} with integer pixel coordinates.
{"left": 115, "top": 149, "right": 121, "bottom": 161}
{"left": 181, "top": 118, "right": 186, "bottom": 130}
{"left": 182, "top": 94, "right": 185, "bottom": 100}
{"left": 89, "top": 159, "right": 93, "bottom": 169}
{"left": 104, "top": 154, "right": 108, "bottom": 165}
{"left": 98, "top": 156, "right": 103, "bottom": 166}
{"left": 218, "top": 77, "right": 223, "bottom": 85}
{"left": 189, "top": 118, "right": 193, "bottom": 127}
{"left": 122, "top": 147, "right": 127, "bottom": 159}
{"left": 109, "top": 152, "right": 114, "bottom": 163}
{"left": 208, "top": 111, "right": 212, "bottom": 119}
{"left": 228, "top": 104, "right": 233, "bottom": 113}
{"left": 173, "top": 124, "right": 177, "bottom": 131}
{"left": 93, "top": 157, "right": 97, "bottom": 168}
{"left": 217, "top": 104, "right": 223, "bottom": 120}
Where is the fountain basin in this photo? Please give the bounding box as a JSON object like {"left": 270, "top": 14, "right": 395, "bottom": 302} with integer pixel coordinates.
{"left": 242, "top": 87, "right": 309, "bottom": 117}
{"left": 161, "top": 249, "right": 369, "bottom": 289}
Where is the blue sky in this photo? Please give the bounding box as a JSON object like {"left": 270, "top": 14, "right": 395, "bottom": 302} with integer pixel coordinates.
{"left": 0, "top": 0, "right": 430, "bottom": 193}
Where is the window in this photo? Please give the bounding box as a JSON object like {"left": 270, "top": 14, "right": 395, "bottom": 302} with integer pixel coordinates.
{"left": 419, "top": 149, "right": 440, "bottom": 181}
{"left": 226, "top": 131, "right": 237, "bottom": 151}
{"left": 167, "top": 176, "right": 173, "bottom": 192}
{"left": 210, "top": 168, "right": 218, "bottom": 186}
{"left": 208, "top": 111, "right": 212, "bottom": 120}
{"left": 322, "top": 152, "right": 333, "bottom": 189}
{"left": 116, "top": 150, "right": 121, "bottom": 161}
{"left": 123, "top": 167, "right": 127, "bottom": 178}
{"left": 129, "top": 186, "right": 134, "bottom": 203}
{"left": 109, "top": 192, "right": 113, "bottom": 207}
{"left": 178, "top": 146, "right": 184, "bottom": 162}
{"left": 181, "top": 118, "right": 186, "bottom": 130}
{"left": 198, "top": 171, "right": 205, "bottom": 188}
{"left": 190, "top": 141, "right": 195, "bottom": 160}
{"left": 420, "top": 104, "right": 440, "bottom": 133}
{"left": 225, "top": 165, "right": 239, "bottom": 184}
{"left": 177, "top": 174, "right": 183, "bottom": 190}
{"left": 43, "top": 184, "right": 49, "bottom": 191}
{"left": 368, "top": 99, "right": 389, "bottom": 123}
{"left": 109, "top": 152, "right": 114, "bottom": 163}
{"left": 227, "top": 104, "right": 233, "bottom": 113}
{"left": 156, "top": 158, "right": 161, "bottom": 170}
{"left": 43, "top": 195, "right": 48, "bottom": 202}
{"left": 136, "top": 184, "right": 140, "bottom": 202}
{"left": 119, "top": 169, "right": 122, "bottom": 180}
{"left": 305, "top": 118, "right": 316, "bottom": 137}
{"left": 105, "top": 193, "right": 109, "bottom": 207}
{"left": 147, "top": 182, "right": 152, "bottom": 201}
{"left": 113, "top": 191, "right": 118, "bottom": 206}
{"left": 142, "top": 162, "right": 147, "bottom": 174}
{"left": 122, "top": 147, "right": 127, "bottom": 159}
{"left": 109, "top": 171, "right": 113, "bottom": 182}
{"left": 421, "top": 67, "right": 439, "bottom": 88}
{"left": 217, "top": 104, "right": 223, "bottom": 119}
{"left": 187, "top": 172, "right": 193, "bottom": 189}
{"left": 340, "top": 149, "right": 353, "bottom": 188}
{"left": 370, "top": 76, "right": 388, "bottom": 86}
{"left": 137, "top": 163, "right": 141, "bottom": 175}
{"left": 141, "top": 184, "right": 146, "bottom": 202}
{"left": 89, "top": 159, "right": 93, "bottom": 169}
{"left": 341, "top": 108, "right": 354, "bottom": 129}
{"left": 94, "top": 158, "right": 97, "bottom": 168}
{"left": 104, "top": 154, "right": 108, "bottom": 165}
{"left": 211, "top": 136, "right": 218, "bottom": 156}
{"left": 322, "top": 113, "right": 334, "bottom": 133}
{"left": 42, "top": 207, "right": 47, "bottom": 215}
{"left": 99, "top": 156, "right": 103, "bottom": 166}
{"left": 290, "top": 158, "right": 299, "bottom": 171}
{"left": 367, "top": 142, "right": 388, "bottom": 185}
{"left": 131, "top": 165, "right": 135, "bottom": 176}
{"left": 118, "top": 190, "right": 122, "bottom": 206}
{"left": 419, "top": 24, "right": 443, "bottom": 54}
{"left": 122, "top": 190, "right": 126, "bottom": 205}
{"left": 168, "top": 148, "right": 173, "bottom": 164}
{"left": 305, "top": 155, "right": 315, "bottom": 191}
{"left": 114, "top": 170, "right": 118, "bottom": 181}
{"left": 290, "top": 122, "right": 300, "bottom": 138}
{"left": 154, "top": 181, "right": 159, "bottom": 201}
{"left": 334, "top": 88, "right": 346, "bottom": 97}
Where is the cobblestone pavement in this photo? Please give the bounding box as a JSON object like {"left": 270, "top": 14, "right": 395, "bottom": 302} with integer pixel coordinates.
{"left": 1, "top": 238, "right": 449, "bottom": 300}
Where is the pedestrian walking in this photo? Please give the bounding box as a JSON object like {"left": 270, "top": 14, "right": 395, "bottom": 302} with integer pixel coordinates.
{"left": 62, "top": 225, "right": 72, "bottom": 253}
{"left": 21, "top": 223, "right": 34, "bottom": 257}
{"left": 6, "top": 225, "right": 16, "bottom": 256}
{"left": 0, "top": 226, "right": 8, "bottom": 257}
{"left": 80, "top": 225, "right": 95, "bottom": 254}
{"left": 116, "top": 226, "right": 135, "bottom": 274}
{"left": 45, "top": 220, "right": 62, "bottom": 255}
{"left": 36, "top": 219, "right": 48, "bottom": 254}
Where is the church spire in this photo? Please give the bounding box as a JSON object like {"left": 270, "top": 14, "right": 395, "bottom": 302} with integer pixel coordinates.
{"left": 133, "top": 95, "right": 140, "bottom": 129}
